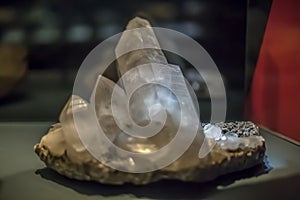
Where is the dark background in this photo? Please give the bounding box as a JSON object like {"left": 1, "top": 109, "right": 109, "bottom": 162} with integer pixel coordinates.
{"left": 0, "top": 0, "right": 272, "bottom": 122}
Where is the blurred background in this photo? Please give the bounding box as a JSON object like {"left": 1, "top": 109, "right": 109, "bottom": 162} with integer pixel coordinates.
{"left": 0, "top": 1, "right": 272, "bottom": 122}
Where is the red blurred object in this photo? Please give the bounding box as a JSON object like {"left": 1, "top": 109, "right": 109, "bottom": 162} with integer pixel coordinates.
{"left": 246, "top": 0, "right": 300, "bottom": 141}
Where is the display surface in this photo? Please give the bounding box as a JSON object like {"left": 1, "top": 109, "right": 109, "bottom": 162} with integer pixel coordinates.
{"left": 0, "top": 122, "right": 299, "bottom": 199}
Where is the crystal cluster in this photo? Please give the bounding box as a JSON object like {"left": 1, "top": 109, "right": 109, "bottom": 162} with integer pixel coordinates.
{"left": 34, "top": 17, "right": 266, "bottom": 185}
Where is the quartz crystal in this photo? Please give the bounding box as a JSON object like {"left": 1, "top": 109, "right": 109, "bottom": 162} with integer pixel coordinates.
{"left": 34, "top": 17, "right": 266, "bottom": 185}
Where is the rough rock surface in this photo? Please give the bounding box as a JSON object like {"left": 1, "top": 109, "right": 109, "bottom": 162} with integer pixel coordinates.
{"left": 34, "top": 121, "right": 265, "bottom": 185}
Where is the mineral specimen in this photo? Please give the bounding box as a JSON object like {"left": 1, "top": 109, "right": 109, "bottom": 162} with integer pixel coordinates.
{"left": 34, "top": 17, "right": 266, "bottom": 185}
